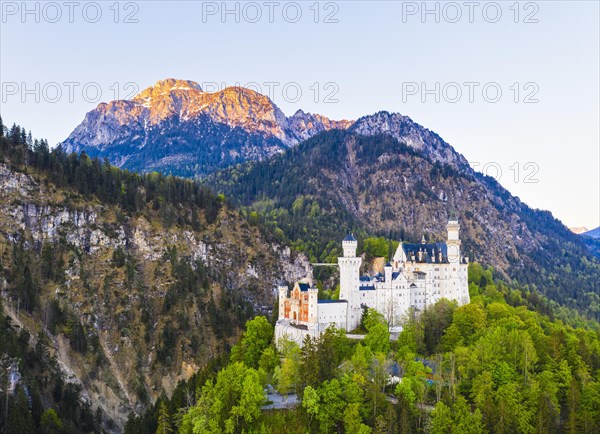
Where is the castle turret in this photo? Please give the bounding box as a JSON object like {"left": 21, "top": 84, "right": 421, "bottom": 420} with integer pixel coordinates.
{"left": 278, "top": 285, "right": 288, "bottom": 321}
{"left": 384, "top": 262, "right": 392, "bottom": 283}
{"left": 338, "top": 234, "right": 361, "bottom": 301}
{"left": 342, "top": 234, "right": 358, "bottom": 258}
{"left": 447, "top": 217, "right": 461, "bottom": 264}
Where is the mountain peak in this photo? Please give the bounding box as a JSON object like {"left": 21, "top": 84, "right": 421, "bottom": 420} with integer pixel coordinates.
{"left": 133, "top": 79, "right": 204, "bottom": 109}
{"left": 212, "top": 85, "right": 279, "bottom": 111}
{"left": 62, "top": 78, "right": 354, "bottom": 175}
{"left": 351, "top": 111, "right": 469, "bottom": 169}
{"left": 135, "top": 78, "right": 203, "bottom": 97}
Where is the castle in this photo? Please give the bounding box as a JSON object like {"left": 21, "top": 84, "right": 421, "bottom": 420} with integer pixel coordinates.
{"left": 275, "top": 218, "right": 470, "bottom": 345}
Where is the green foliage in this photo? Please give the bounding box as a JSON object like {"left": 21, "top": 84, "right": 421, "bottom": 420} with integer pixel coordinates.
{"left": 179, "top": 362, "right": 264, "bottom": 433}
{"left": 430, "top": 401, "right": 453, "bottom": 433}
{"left": 273, "top": 340, "right": 301, "bottom": 395}
{"left": 302, "top": 385, "right": 319, "bottom": 426}
{"left": 344, "top": 402, "right": 372, "bottom": 434}
{"left": 0, "top": 122, "right": 224, "bottom": 228}
{"left": 362, "top": 237, "right": 389, "bottom": 260}
{"left": 137, "top": 263, "right": 600, "bottom": 433}
{"left": 39, "top": 408, "right": 64, "bottom": 434}
{"left": 431, "top": 397, "right": 484, "bottom": 434}
{"left": 422, "top": 299, "right": 457, "bottom": 355}
{"left": 258, "top": 345, "right": 279, "bottom": 384}
{"left": 299, "top": 327, "right": 353, "bottom": 390}
{"left": 315, "top": 379, "right": 346, "bottom": 433}
{"left": 363, "top": 309, "right": 390, "bottom": 354}
{"left": 156, "top": 401, "right": 172, "bottom": 434}
{"left": 0, "top": 298, "right": 97, "bottom": 433}
{"left": 230, "top": 316, "right": 273, "bottom": 369}
{"left": 451, "top": 303, "right": 487, "bottom": 345}
{"left": 350, "top": 343, "right": 373, "bottom": 376}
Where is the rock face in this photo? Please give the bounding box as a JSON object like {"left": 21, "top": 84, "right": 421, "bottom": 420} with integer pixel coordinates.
{"left": 351, "top": 111, "right": 471, "bottom": 169}
{"left": 0, "top": 162, "right": 311, "bottom": 431}
{"left": 288, "top": 109, "right": 353, "bottom": 142}
{"left": 62, "top": 79, "right": 352, "bottom": 177}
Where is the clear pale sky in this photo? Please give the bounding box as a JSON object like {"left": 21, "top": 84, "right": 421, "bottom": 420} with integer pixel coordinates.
{"left": 1, "top": 1, "right": 598, "bottom": 229}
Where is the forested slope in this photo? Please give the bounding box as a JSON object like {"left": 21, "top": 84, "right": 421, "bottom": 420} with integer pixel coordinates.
{"left": 0, "top": 118, "right": 309, "bottom": 432}
{"left": 126, "top": 263, "right": 600, "bottom": 434}
{"left": 208, "top": 130, "right": 600, "bottom": 320}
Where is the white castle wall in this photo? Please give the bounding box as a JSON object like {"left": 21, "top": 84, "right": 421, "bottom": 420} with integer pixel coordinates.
{"left": 275, "top": 219, "right": 470, "bottom": 347}
{"left": 318, "top": 301, "right": 348, "bottom": 329}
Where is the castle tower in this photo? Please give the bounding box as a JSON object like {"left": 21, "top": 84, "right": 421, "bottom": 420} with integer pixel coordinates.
{"left": 307, "top": 285, "right": 319, "bottom": 323}
{"left": 278, "top": 285, "right": 289, "bottom": 321}
{"left": 342, "top": 234, "right": 357, "bottom": 258}
{"left": 338, "top": 234, "right": 361, "bottom": 301}
{"left": 384, "top": 262, "right": 392, "bottom": 283}
{"left": 447, "top": 217, "right": 461, "bottom": 264}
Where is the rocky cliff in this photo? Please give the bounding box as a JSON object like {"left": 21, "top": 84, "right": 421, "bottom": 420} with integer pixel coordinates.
{"left": 0, "top": 160, "right": 310, "bottom": 431}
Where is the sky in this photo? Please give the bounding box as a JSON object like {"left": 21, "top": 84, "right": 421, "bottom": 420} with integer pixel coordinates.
{"left": 1, "top": 1, "right": 599, "bottom": 229}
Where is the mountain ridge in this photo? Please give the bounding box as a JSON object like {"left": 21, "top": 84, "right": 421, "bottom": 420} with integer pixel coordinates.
{"left": 570, "top": 226, "right": 590, "bottom": 234}
{"left": 582, "top": 227, "right": 600, "bottom": 239}
{"left": 61, "top": 79, "right": 468, "bottom": 177}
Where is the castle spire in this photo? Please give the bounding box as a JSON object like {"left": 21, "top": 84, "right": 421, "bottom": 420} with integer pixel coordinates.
{"left": 393, "top": 241, "right": 408, "bottom": 264}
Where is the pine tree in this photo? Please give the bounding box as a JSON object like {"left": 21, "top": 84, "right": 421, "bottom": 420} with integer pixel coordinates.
{"left": 20, "top": 128, "right": 27, "bottom": 147}
{"left": 7, "top": 389, "right": 35, "bottom": 434}
{"left": 39, "top": 408, "right": 64, "bottom": 434}
{"left": 156, "top": 401, "right": 172, "bottom": 434}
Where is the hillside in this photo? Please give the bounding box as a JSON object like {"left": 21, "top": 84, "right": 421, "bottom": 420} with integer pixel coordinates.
{"left": 0, "top": 122, "right": 310, "bottom": 432}
{"left": 207, "top": 129, "right": 600, "bottom": 320}
{"left": 127, "top": 264, "right": 600, "bottom": 434}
